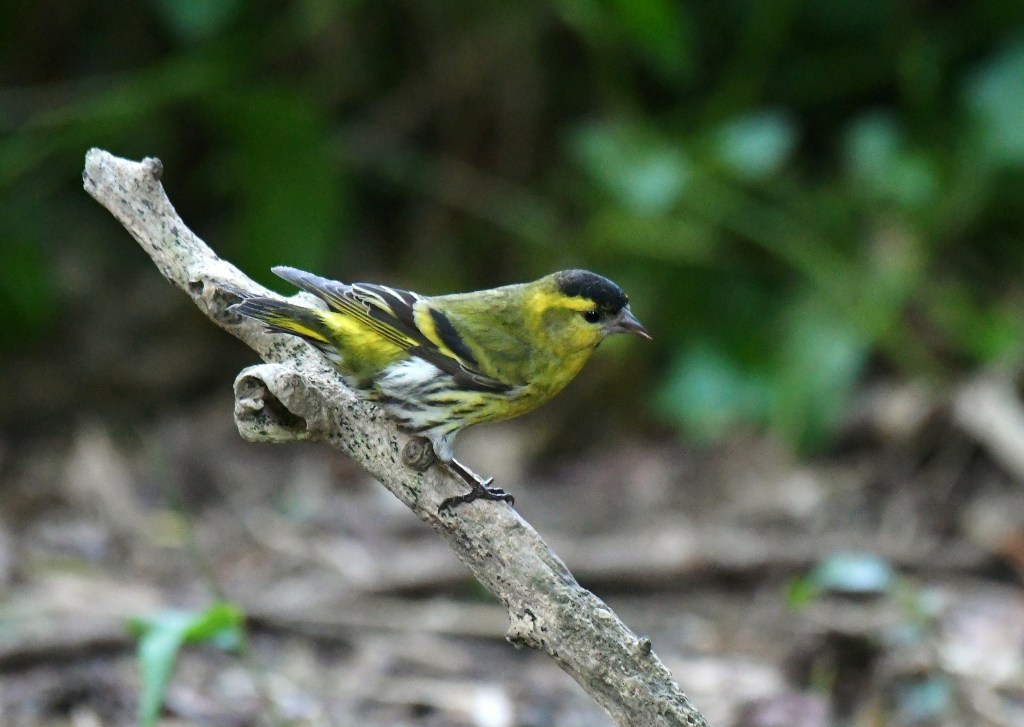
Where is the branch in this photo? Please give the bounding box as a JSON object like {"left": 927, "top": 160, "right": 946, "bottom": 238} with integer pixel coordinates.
{"left": 83, "top": 149, "right": 712, "bottom": 727}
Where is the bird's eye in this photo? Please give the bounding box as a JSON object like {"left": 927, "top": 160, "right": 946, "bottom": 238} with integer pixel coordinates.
{"left": 582, "top": 309, "right": 601, "bottom": 324}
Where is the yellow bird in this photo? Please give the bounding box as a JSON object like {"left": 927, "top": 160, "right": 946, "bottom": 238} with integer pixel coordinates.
{"left": 231, "top": 267, "right": 650, "bottom": 510}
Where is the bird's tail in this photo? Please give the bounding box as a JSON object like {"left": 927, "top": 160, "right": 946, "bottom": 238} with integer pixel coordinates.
{"left": 271, "top": 266, "right": 351, "bottom": 311}
{"left": 230, "top": 296, "right": 333, "bottom": 349}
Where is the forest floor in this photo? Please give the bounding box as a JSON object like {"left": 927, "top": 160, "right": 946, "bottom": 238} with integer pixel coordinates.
{"left": 2, "top": 374, "right": 1024, "bottom": 727}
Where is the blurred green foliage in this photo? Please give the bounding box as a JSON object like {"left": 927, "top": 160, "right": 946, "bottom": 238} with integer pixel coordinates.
{"left": 2, "top": 0, "right": 1023, "bottom": 449}
{"left": 129, "top": 601, "right": 245, "bottom": 726}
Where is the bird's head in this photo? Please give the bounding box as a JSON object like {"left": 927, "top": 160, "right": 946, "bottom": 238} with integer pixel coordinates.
{"left": 528, "top": 270, "right": 651, "bottom": 352}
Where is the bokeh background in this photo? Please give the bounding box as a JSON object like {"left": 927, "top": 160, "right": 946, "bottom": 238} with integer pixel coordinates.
{"left": 3, "top": 2, "right": 1024, "bottom": 726}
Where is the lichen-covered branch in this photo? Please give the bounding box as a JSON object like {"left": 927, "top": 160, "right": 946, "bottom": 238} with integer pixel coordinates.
{"left": 83, "top": 148, "right": 712, "bottom": 727}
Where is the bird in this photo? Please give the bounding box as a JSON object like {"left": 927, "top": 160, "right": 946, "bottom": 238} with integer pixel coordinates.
{"left": 229, "top": 266, "right": 650, "bottom": 511}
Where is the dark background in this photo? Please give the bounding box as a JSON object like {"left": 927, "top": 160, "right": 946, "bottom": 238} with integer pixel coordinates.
{"left": 2, "top": 2, "right": 1024, "bottom": 725}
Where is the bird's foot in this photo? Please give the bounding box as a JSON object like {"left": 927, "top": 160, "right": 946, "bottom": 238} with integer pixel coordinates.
{"left": 440, "top": 459, "right": 515, "bottom": 512}
{"left": 438, "top": 480, "right": 515, "bottom": 511}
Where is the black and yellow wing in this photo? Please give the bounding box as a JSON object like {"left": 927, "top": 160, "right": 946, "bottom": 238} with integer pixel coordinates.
{"left": 271, "top": 266, "right": 513, "bottom": 393}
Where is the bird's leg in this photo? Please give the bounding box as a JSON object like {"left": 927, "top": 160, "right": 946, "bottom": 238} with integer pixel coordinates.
{"left": 439, "top": 458, "right": 515, "bottom": 511}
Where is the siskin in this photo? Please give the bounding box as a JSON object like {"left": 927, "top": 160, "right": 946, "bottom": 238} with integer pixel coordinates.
{"left": 231, "top": 266, "right": 650, "bottom": 511}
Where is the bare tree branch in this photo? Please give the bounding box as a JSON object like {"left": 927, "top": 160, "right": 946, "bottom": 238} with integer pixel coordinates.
{"left": 83, "top": 148, "right": 712, "bottom": 727}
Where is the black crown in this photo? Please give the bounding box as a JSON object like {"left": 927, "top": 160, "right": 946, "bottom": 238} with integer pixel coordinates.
{"left": 554, "top": 270, "right": 628, "bottom": 312}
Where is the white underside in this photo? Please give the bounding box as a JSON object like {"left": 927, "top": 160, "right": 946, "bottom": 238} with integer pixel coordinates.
{"left": 374, "top": 357, "right": 459, "bottom": 461}
{"left": 376, "top": 356, "right": 441, "bottom": 391}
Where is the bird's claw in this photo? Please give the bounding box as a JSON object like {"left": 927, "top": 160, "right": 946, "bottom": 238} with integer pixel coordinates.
{"left": 440, "top": 459, "right": 515, "bottom": 512}
{"left": 439, "top": 483, "right": 514, "bottom": 512}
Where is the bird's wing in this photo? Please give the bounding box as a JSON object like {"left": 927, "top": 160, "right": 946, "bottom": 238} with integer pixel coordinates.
{"left": 349, "top": 282, "right": 516, "bottom": 393}
{"left": 273, "top": 267, "right": 513, "bottom": 393}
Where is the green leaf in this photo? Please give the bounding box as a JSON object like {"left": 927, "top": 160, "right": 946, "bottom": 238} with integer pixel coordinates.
{"left": 785, "top": 574, "right": 820, "bottom": 609}
{"left": 964, "top": 43, "right": 1024, "bottom": 166}
{"left": 555, "top": 0, "right": 695, "bottom": 82}
{"left": 657, "top": 345, "right": 773, "bottom": 442}
{"left": 604, "top": 0, "right": 695, "bottom": 81}
{"left": 788, "top": 551, "right": 897, "bottom": 610}
{"left": 844, "top": 113, "right": 938, "bottom": 209}
{"left": 896, "top": 676, "right": 953, "bottom": 723}
{"left": 809, "top": 551, "right": 895, "bottom": 595}
{"left": 130, "top": 602, "right": 245, "bottom": 727}
{"left": 927, "top": 283, "right": 1024, "bottom": 363}
{"left": 571, "top": 121, "right": 690, "bottom": 215}
{"left": 846, "top": 113, "right": 899, "bottom": 179}
{"left": 714, "top": 110, "right": 798, "bottom": 180}
{"left": 772, "top": 301, "right": 868, "bottom": 450}
{"left": 150, "top": 0, "right": 243, "bottom": 43}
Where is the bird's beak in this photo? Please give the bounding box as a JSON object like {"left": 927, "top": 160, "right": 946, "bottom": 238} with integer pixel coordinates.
{"left": 609, "top": 305, "right": 652, "bottom": 340}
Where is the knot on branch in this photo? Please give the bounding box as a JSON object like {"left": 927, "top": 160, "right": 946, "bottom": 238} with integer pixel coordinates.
{"left": 401, "top": 437, "right": 436, "bottom": 472}
{"left": 142, "top": 156, "right": 163, "bottom": 180}
{"left": 234, "top": 364, "right": 315, "bottom": 443}
{"left": 506, "top": 608, "right": 543, "bottom": 650}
